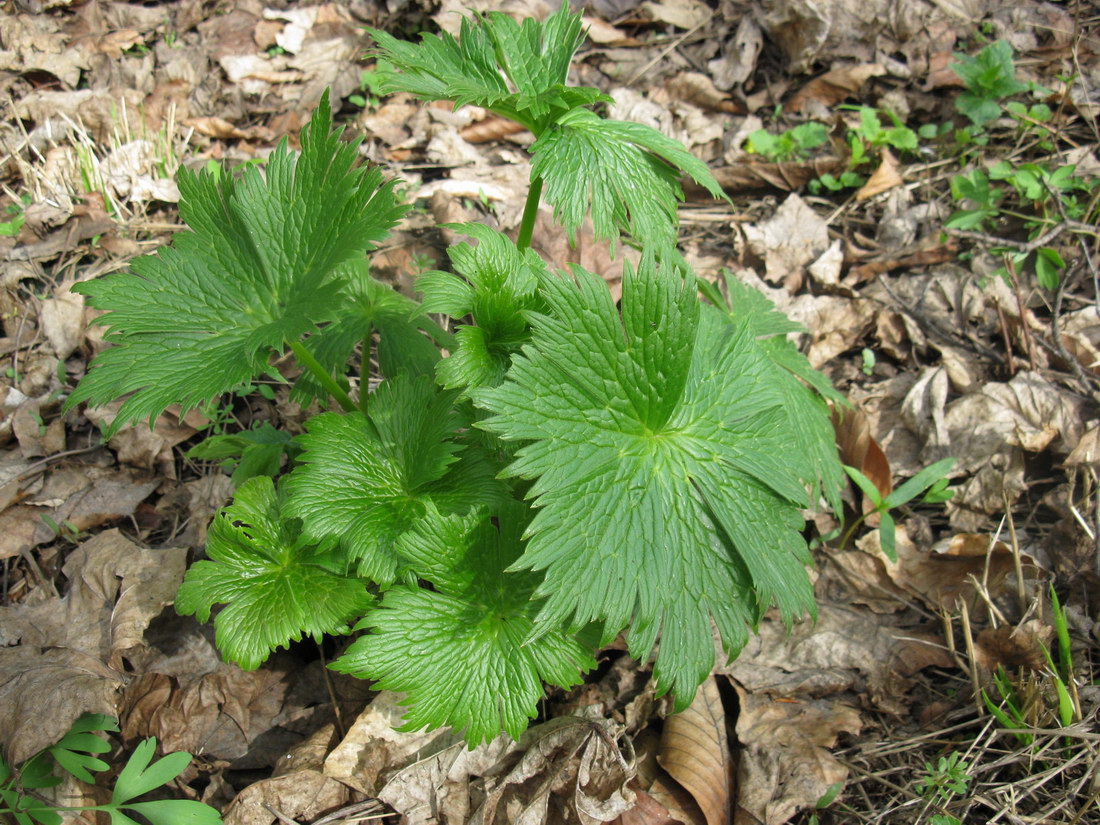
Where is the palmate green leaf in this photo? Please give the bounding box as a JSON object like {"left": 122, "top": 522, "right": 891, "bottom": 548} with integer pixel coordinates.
{"left": 718, "top": 275, "right": 845, "bottom": 512}
{"left": 67, "top": 91, "right": 405, "bottom": 434}
{"left": 419, "top": 223, "right": 547, "bottom": 391}
{"left": 109, "top": 739, "right": 222, "bottom": 825}
{"left": 531, "top": 109, "right": 725, "bottom": 250}
{"left": 368, "top": 5, "right": 604, "bottom": 131}
{"left": 476, "top": 256, "right": 838, "bottom": 708}
{"left": 333, "top": 503, "right": 595, "bottom": 746}
{"left": 176, "top": 476, "right": 374, "bottom": 670}
{"left": 284, "top": 374, "right": 504, "bottom": 584}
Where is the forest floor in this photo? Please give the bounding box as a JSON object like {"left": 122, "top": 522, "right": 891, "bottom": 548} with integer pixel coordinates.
{"left": 2, "top": 0, "right": 1100, "bottom": 823}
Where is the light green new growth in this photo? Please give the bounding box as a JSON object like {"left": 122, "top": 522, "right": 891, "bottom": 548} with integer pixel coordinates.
{"left": 176, "top": 476, "right": 374, "bottom": 669}
{"left": 65, "top": 92, "right": 406, "bottom": 434}
{"left": 333, "top": 503, "right": 595, "bottom": 745}
{"left": 369, "top": 5, "right": 724, "bottom": 250}
{"left": 0, "top": 714, "right": 223, "bottom": 825}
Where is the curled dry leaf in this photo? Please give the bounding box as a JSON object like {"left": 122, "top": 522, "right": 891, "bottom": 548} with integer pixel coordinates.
{"left": 461, "top": 116, "right": 530, "bottom": 144}
{"left": 657, "top": 676, "right": 731, "bottom": 825}
{"left": 664, "top": 72, "right": 739, "bottom": 112}
{"left": 0, "top": 646, "right": 122, "bottom": 765}
{"left": 733, "top": 684, "right": 861, "bottom": 825}
{"left": 975, "top": 619, "right": 1052, "bottom": 675}
{"left": 713, "top": 157, "right": 846, "bottom": 193}
{"left": 222, "top": 769, "right": 352, "bottom": 825}
{"left": 833, "top": 404, "right": 893, "bottom": 501}
{"left": 720, "top": 602, "right": 953, "bottom": 714}
{"left": 788, "top": 63, "right": 887, "bottom": 112}
{"left": 470, "top": 716, "right": 635, "bottom": 825}
{"left": 855, "top": 148, "right": 903, "bottom": 201}
{"left": 857, "top": 526, "right": 1039, "bottom": 614}
{"left": 743, "top": 194, "right": 830, "bottom": 289}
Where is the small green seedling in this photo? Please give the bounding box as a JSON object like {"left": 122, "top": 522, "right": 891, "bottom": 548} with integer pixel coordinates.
{"left": 952, "top": 40, "right": 1029, "bottom": 127}
{"left": 842, "top": 457, "right": 955, "bottom": 560}
{"left": 0, "top": 194, "right": 30, "bottom": 237}
{"left": 0, "top": 714, "right": 222, "bottom": 825}
{"left": 982, "top": 584, "right": 1080, "bottom": 750}
{"left": 348, "top": 69, "right": 382, "bottom": 110}
{"left": 915, "top": 751, "right": 970, "bottom": 825}
{"left": 745, "top": 122, "right": 828, "bottom": 162}
{"left": 948, "top": 161, "right": 1097, "bottom": 288}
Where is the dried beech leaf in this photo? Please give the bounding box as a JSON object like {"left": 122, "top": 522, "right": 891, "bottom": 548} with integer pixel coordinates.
{"left": 712, "top": 157, "right": 846, "bottom": 193}
{"left": 733, "top": 685, "right": 861, "bottom": 825}
{"left": 855, "top": 148, "right": 902, "bottom": 201}
{"left": 222, "top": 769, "right": 352, "bottom": 825}
{"left": 833, "top": 405, "right": 893, "bottom": 500}
{"left": 657, "top": 676, "right": 731, "bottom": 825}
{"left": 788, "top": 64, "right": 886, "bottom": 112}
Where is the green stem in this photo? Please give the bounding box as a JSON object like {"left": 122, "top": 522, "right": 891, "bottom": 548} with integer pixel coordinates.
{"left": 517, "top": 176, "right": 543, "bottom": 251}
{"left": 359, "top": 335, "right": 371, "bottom": 416}
{"left": 288, "top": 339, "right": 356, "bottom": 413}
{"left": 837, "top": 514, "right": 868, "bottom": 552}
{"left": 416, "top": 317, "right": 458, "bottom": 351}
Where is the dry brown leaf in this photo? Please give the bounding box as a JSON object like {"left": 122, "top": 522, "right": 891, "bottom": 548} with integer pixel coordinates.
{"left": 712, "top": 157, "right": 846, "bottom": 192}
{"left": 325, "top": 691, "right": 454, "bottom": 797}
{"left": 583, "top": 16, "right": 640, "bottom": 45}
{"left": 639, "top": 0, "right": 711, "bottom": 29}
{"left": 788, "top": 64, "right": 886, "bottom": 112}
{"left": 84, "top": 404, "right": 207, "bottom": 477}
{"left": 743, "top": 194, "right": 829, "bottom": 289}
{"left": 859, "top": 525, "right": 1038, "bottom": 613}
{"left": 657, "top": 677, "right": 730, "bottom": 825}
{"left": 0, "top": 530, "right": 187, "bottom": 667}
{"left": 40, "top": 280, "right": 85, "bottom": 360}
{"left": 855, "top": 148, "right": 903, "bottom": 201}
{"left": 975, "top": 619, "right": 1052, "bottom": 675}
{"left": 733, "top": 684, "right": 861, "bottom": 825}
{"left": 720, "top": 603, "right": 953, "bottom": 714}
{"left": 470, "top": 716, "right": 635, "bottom": 825}
{"left": 461, "top": 116, "right": 529, "bottom": 143}
{"left": 222, "top": 769, "right": 352, "bottom": 825}
{"left": 833, "top": 405, "right": 893, "bottom": 501}
{"left": 614, "top": 786, "right": 688, "bottom": 825}
{"left": 664, "top": 73, "right": 739, "bottom": 112}
{"left": 0, "top": 646, "right": 123, "bottom": 765}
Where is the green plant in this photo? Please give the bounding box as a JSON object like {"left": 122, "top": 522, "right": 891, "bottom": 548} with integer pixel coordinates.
{"left": 0, "top": 714, "right": 222, "bottom": 825}
{"left": 952, "top": 40, "right": 1029, "bottom": 127}
{"left": 981, "top": 584, "right": 1081, "bottom": 748}
{"left": 745, "top": 122, "right": 828, "bottom": 163}
{"left": 811, "top": 106, "right": 919, "bottom": 193}
{"left": 65, "top": 7, "right": 844, "bottom": 746}
{"left": 946, "top": 161, "right": 1097, "bottom": 288}
{"left": 348, "top": 69, "right": 382, "bottom": 110}
{"left": 0, "top": 194, "right": 30, "bottom": 237}
{"left": 841, "top": 457, "right": 955, "bottom": 559}
{"left": 915, "top": 751, "right": 970, "bottom": 825}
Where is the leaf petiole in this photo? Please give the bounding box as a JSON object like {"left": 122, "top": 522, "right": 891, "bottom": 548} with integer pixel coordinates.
{"left": 288, "top": 339, "right": 356, "bottom": 413}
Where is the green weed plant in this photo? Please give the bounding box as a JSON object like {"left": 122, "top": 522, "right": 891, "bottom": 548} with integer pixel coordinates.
{"left": 65, "top": 7, "right": 845, "bottom": 745}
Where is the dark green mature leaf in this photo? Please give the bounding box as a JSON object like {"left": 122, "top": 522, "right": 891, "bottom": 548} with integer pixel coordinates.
{"left": 531, "top": 109, "right": 725, "bottom": 250}
{"left": 476, "top": 256, "right": 836, "bottom": 708}
{"left": 369, "top": 5, "right": 604, "bottom": 131}
{"left": 176, "top": 476, "right": 373, "bottom": 670}
{"left": 419, "top": 223, "right": 547, "bottom": 391}
{"left": 284, "top": 374, "right": 503, "bottom": 584}
{"left": 333, "top": 503, "right": 595, "bottom": 745}
{"left": 67, "top": 92, "right": 405, "bottom": 434}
